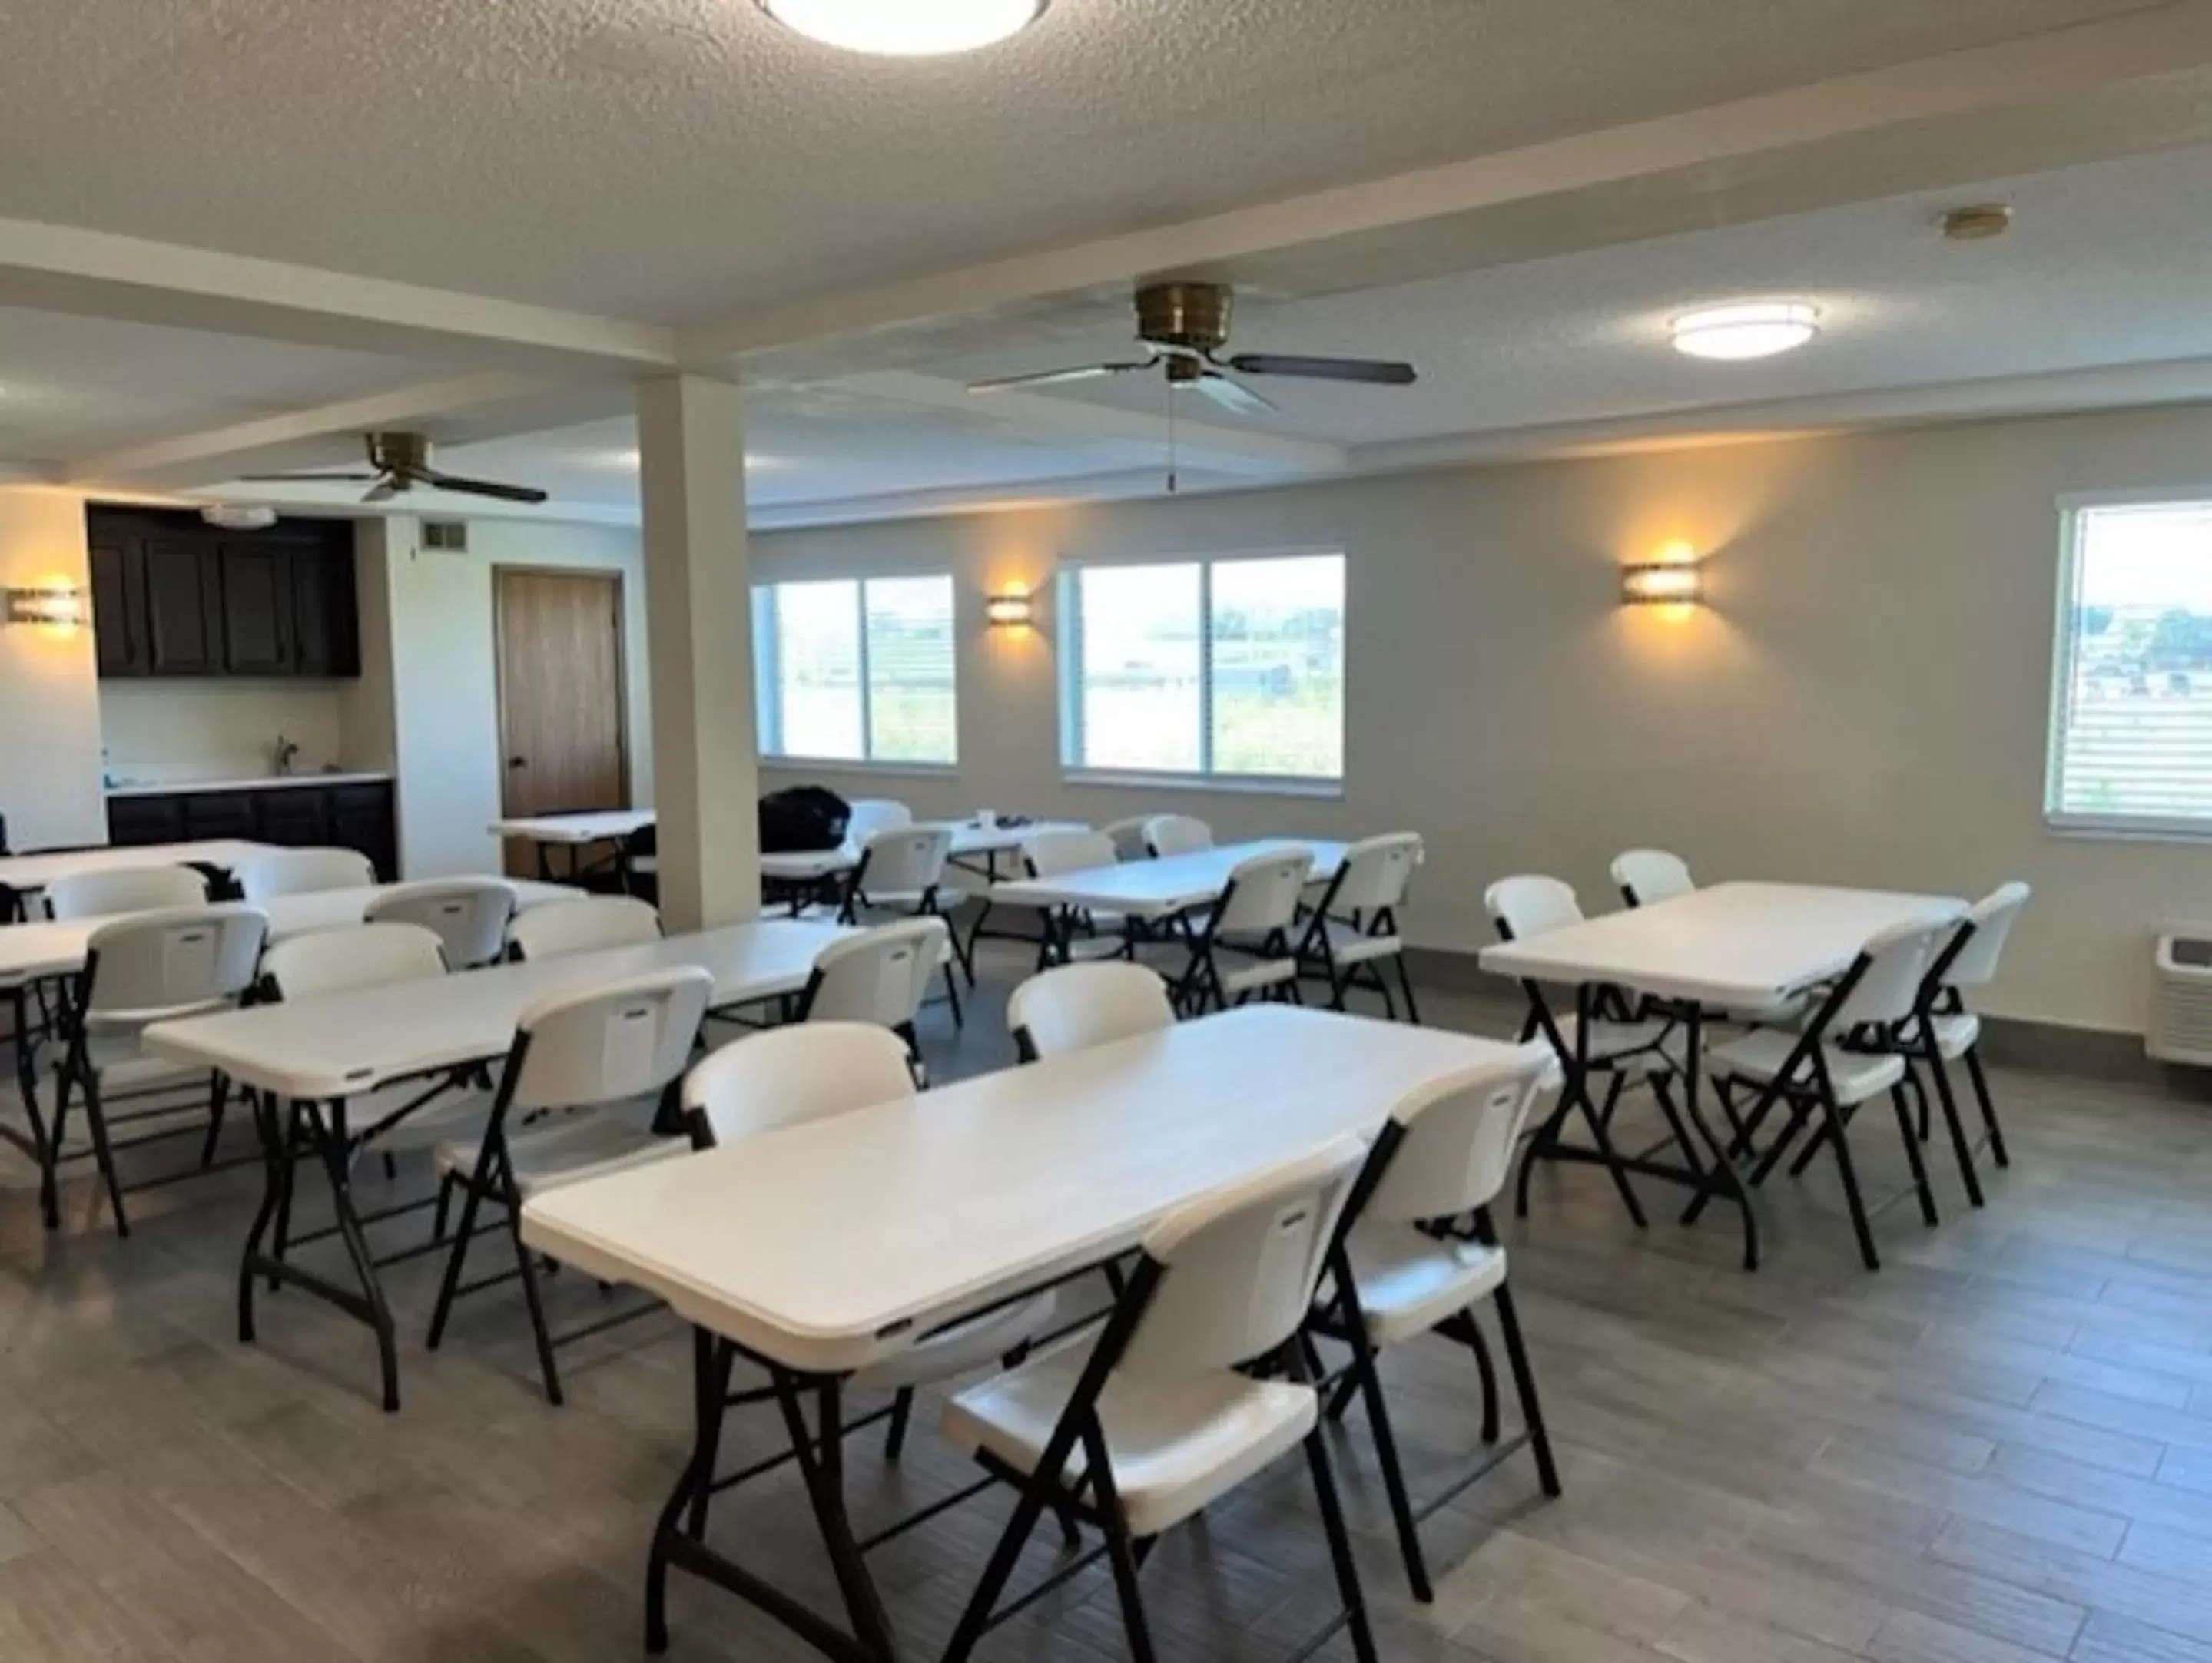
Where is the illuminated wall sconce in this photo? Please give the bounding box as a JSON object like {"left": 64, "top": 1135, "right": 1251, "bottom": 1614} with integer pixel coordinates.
{"left": 1620, "top": 560, "right": 1705, "bottom": 607}
{"left": 5, "top": 583, "right": 88, "bottom": 628}
{"left": 986, "top": 590, "right": 1034, "bottom": 628}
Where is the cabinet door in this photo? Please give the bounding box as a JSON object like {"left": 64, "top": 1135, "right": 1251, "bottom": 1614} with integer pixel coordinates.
{"left": 255, "top": 788, "right": 329, "bottom": 848}
{"left": 288, "top": 549, "right": 359, "bottom": 677}
{"left": 107, "top": 795, "right": 186, "bottom": 847}
{"left": 87, "top": 539, "right": 150, "bottom": 678}
{"left": 144, "top": 542, "right": 224, "bottom": 675}
{"left": 181, "top": 792, "right": 259, "bottom": 842}
{"left": 329, "top": 783, "right": 396, "bottom": 880}
{"left": 219, "top": 544, "right": 296, "bottom": 674}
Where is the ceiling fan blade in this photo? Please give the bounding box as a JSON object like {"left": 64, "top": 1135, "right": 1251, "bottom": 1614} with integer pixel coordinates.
{"left": 361, "top": 479, "right": 400, "bottom": 504}
{"left": 236, "top": 472, "right": 379, "bottom": 483}
{"left": 420, "top": 469, "right": 550, "bottom": 505}
{"left": 1225, "top": 353, "right": 1418, "bottom": 386}
{"left": 1189, "top": 369, "right": 1276, "bottom": 416}
{"left": 968, "top": 361, "right": 1156, "bottom": 393}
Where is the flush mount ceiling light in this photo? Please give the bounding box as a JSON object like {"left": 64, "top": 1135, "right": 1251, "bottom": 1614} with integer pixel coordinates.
{"left": 1670, "top": 301, "right": 1819, "bottom": 362}
{"left": 758, "top": 0, "right": 1047, "bottom": 55}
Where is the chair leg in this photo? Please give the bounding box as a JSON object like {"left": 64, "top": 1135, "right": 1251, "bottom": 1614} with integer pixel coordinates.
{"left": 941, "top": 1471, "right": 1054, "bottom": 1663}
{"left": 1461, "top": 1313, "right": 1501, "bottom": 1444}
{"left": 1888, "top": 1080, "right": 1940, "bottom": 1228}
{"left": 1395, "top": 952, "right": 1422, "bottom": 1025}
{"left": 200, "top": 1070, "right": 230, "bottom": 1167}
{"left": 940, "top": 961, "right": 965, "bottom": 1030}
{"left": 1817, "top": 1086, "right": 1882, "bottom": 1271}
{"left": 1924, "top": 1048, "right": 1985, "bottom": 1208}
{"left": 496, "top": 1150, "right": 565, "bottom": 1406}
{"left": 1491, "top": 1277, "right": 1561, "bottom": 1497}
{"left": 1303, "top": 1424, "right": 1381, "bottom": 1663}
{"left": 1350, "top": 1329, "right": 1434, "bottom": 1602}
{"left": 884, "top": 1387, "right": 914, "bottom": 1461}
{"left": 78, "top": 1068, "right": 129, "bottom": 1237}
{"left": 1964, "top": 1047, "right": 2010, "bottom": 1168}
{"left": 426, "top": 1148, "right": 499, "bottom": 1350}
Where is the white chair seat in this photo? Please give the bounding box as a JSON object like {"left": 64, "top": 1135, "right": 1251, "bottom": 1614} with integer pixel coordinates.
{"left": 1710, "top": 1030, "right": 1907, "bottom": 1106}
{"left": 1335, "top": 1220, "right": 1507, "bottom": 1347}
{"left": 853, "top": 1292, "right": 1060, "bottom": 1392}
{"left": 1222, "top": 959, "right": 1298, "bottom": 996}
{"left": 858, "top": 887, "right": 969, "bottom": 912}
{"left": 81, "top": 1050, "right": 208, "bottom": 1095}
{"left": 1555, "top": 1015, "right": 1676, "bottom": 1078}
{"left": 1309, "top": 919, "right": 1404, "bottom": 966}
{"left": 435, "top": 1109, "right": 681, "bottom": 1199}
{"left": 1929, "top": 1012, "right": 1981, "bottom": 1060}
{"left": 1723, "top": 992, "right": 1808, "bottom": 1027}
{"left": 942, "top": 1337, "right": 1318, "bottom": 1538}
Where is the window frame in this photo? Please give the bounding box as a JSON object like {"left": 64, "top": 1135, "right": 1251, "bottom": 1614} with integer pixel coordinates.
{"left": 752, "top": 573, "right": 960, "bottom": 773}
{"left": 2045, "top": 489, "right": 2212, "bottom": 842}
{"left": 1056, "top": 546, "right": 1347, "bottom": 799}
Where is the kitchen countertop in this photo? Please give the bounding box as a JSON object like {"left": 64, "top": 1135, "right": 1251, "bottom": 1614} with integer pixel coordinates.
{"left": 104, "top": 772, "right": 393, "bottom": 798}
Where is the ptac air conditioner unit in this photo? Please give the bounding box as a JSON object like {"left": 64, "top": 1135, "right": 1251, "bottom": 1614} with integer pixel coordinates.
{"left": 2149, "top": 924, "right": 2212, "bottom": 1064}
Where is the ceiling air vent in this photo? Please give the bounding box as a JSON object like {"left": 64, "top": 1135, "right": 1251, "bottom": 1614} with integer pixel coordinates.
{"left": 2149, "top": 923, "right": 2212, "bottom": 1065}
{"left": 421, "top": 518, "right": 469, "bottom": 553}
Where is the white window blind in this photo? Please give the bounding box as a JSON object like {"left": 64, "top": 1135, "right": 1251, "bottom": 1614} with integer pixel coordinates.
{"left": 753, "top": 575, "right": 957, "bottom": 765}
{"left": 1058, "top": 552, "right": 1345, "bottom": 787}
{"left": 2048, "top": 500, "right": 2212, "bottom": 834}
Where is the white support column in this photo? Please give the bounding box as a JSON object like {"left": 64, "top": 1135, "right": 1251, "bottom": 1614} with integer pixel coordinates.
{"left": 636, "top": 374, "right": 758, "bottom": 930}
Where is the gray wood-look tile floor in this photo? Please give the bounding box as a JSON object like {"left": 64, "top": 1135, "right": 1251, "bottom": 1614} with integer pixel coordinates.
{"left": 5, "top": 942, "right": 2212, "bottom": 1662}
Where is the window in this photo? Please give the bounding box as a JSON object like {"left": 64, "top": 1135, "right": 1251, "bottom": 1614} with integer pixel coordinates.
{"left": 752, "top": 575, "right": 957, "bottom": 765}
{"left": 2048, "top": 499, "right": 2212, "bottom": 833}
{"left": 1058, "top": 552, "right": 1345, "bottom": 786}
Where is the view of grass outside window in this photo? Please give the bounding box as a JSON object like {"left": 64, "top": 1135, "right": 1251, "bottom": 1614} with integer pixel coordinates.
{"left": 753, "top": 575, "right": 957, "bottom": 765}
{"left": 1060, "top": 552, "right": 1345, "bottom": 784}
{"left": 2049, "top": 501, "right": 2212, "bottom": 831}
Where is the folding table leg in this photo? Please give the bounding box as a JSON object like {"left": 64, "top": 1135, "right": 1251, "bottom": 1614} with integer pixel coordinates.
{"left": 309, "top": 1105, "right": 403, "bottom": 1413}
{"left": 1670, "top": 1007, "right": 1759, "bottom": 1271}
{"left": 778, "top": 1376, "right": 897, "bottom": 1662}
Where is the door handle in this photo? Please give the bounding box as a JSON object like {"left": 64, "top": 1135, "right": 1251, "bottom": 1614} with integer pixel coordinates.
{"left": 507, "top": 756, "right": 527, "bottom": 770}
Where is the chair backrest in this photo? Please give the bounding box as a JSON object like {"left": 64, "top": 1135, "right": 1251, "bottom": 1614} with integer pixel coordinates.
{"left": 1360, "top": 1045, "right": 1555, "bottom": 1224}
{"left": 84, "top": 905, "right": 267, "bottom": 1017}
{"left": 1142, "top": 815, "right": 1213, "bottom": 858}
{"left": 1611, "top": 849, "right": 1695, "bottom": 907}
{"left": 1328, "top": 833, "right": 1421, "bottom": 916}
{"left": 1099, "top": 817, "right": 1152, "bottom": 862}
{"left": 264, "top": 921, "right": 448, "bottom": 999}
{"left": 1484, "top": 875, "right": 1582, "bottom": 941}
{"left": 1945, "top": 882, "right": 2031, "bottom": 990}
{"left": 237, "top": 847, "right": 376, "bottom": 903}
{"left": 1022, "top": 828, "right": 1117, "bottom": 879}
{"left": 1831, "top": 918, "right": 1951, "bottom": 1029}
{"left": 507, "top": 896, "right": 662, "bottom": 960}
{"left": 1119, "top": 1138, "right": 1365, "bottom": 1376}
{"left": 44, "top": 865, "right": 207, "bottom": 920}
{"left": 856, "top": 826, "right": 953, "bottom": 896}
{"left": 506, "top": 968, "right": 713, "bottom": 1112}
{"left": 1008, "top": 962, "right": 1174, "bottom": 1058}
{"left": 366, "top": 880, "right": 518, "bottom": 969}
{"left": 844, "top": 799, "right": 913, "bottom": 846}
{"left": 684, "top": 1022, "right": 914, "bottom": 1146}
{"left": 802, "top": 917, "right": 947, "bottom": 1029}
{"left": 1215, "top": 848, "right": 1313, "bottom": 936}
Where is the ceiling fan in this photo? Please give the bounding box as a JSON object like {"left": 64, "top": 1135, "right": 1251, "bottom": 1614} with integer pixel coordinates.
{"left": 967, "top": 281, "right": 1417, "bottom": 415}
{"left": 240, "top": 431, "right": 549, "bottom": 505}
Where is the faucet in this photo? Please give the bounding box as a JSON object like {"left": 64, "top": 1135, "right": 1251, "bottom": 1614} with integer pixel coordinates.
{"left": 272, "top": 734, "right": 300, "bottom": 777}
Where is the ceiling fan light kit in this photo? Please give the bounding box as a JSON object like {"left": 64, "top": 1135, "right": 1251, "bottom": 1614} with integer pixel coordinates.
{"left": 1670, "top": 300, "right": 1820, "bottom": 361}
{"left": 759, "top": 0, "right": 1047, "bottom": 55}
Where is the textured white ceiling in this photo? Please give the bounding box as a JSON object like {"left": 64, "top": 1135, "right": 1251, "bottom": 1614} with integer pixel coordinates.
{"left": 0, "top": 0, "right": 2151, "bottom": 319}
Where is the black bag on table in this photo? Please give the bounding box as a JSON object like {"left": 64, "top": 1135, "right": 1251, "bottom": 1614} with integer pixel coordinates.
{"left": 758, "top": 786, "right": 851, "bottom": 853}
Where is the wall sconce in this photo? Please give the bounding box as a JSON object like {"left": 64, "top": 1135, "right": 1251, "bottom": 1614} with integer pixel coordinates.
{"left": 5, "top": 584, "right": 87, "bottom": 628}
{"left": 986, "top": 591, "right": 1034, "bottom": 628}
{"left": 1620, "top": 561, "right": 1705, "bottom": 607}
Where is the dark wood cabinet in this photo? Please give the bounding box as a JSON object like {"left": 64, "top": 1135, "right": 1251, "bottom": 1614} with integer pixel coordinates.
{"left": 107, "top": 779, "right": 396, "bottom": 882}
{"left": 85, "top": 506, "right": 358, "bottom": 681}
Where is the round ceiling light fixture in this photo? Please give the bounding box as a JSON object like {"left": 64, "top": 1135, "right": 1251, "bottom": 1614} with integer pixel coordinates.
{"left": 1670, "top": 300, "right": 1820, "bottom": 362}
{"left": 758, "top": 0, "right": 1048, "bottom": 55}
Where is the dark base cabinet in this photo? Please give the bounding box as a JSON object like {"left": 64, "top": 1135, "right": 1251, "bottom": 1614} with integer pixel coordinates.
{"left": 106, "top": 780, "right": 396, "bottom": 882}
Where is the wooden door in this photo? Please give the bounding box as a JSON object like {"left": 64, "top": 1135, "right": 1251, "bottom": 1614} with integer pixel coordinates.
{"left": 494, "top": 568, "right": 628, "bottom": 876}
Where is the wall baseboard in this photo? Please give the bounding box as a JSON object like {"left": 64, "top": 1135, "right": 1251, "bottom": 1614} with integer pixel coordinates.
{"left": 1404, "top": 948, "right": 2184, "bottom": 1091}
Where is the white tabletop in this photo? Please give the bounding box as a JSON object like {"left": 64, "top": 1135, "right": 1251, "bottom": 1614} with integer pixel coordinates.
{"left": 0, "top": 879, "right": 579, "bottom": 989}
{"left": 758, "top": 818, "right": 1091, "bottom": 883}
{"left": 142, "top": 918, "right": 852, "bottom": 1101}
{"left": 489, "top": 810, "right": 655, "bottom": 846}
{"left": 1476, "top": 881, "right": 1967, "bottom": 1009}
{"left": 984, "top": 838, "right": 1349, "bottom": 920}
{"left": 522, "top": 1005, "right": 1523, "bottom": 1374}
{"left": 0, "top": 840, "right": 281, "bottom": 896}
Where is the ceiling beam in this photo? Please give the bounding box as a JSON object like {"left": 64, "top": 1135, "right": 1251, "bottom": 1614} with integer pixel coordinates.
{"left": 0, "top": 218, "right": 678, "bottom": 373}
{"left": 686, "top": 2, "right": 2212, "bottom": 360}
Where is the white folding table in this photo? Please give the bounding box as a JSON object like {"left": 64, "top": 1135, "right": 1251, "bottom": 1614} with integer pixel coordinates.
{"left": 139, "top": 916, "right": 854, "bottom": 1411}
{"left": 1477, "top": 881, "right": 1965, "bottom": 1269}
{"left": 760, "top": 817, "right": 1091, "bottom": 887}
{"left": 488, "top": 810, "right": 655, "bottom": 881}
{"left": 521, "top": 1003, "right": 1521, "bottom": 1662}
{"left": 0, "top": 839, "right": 280, "bottom": 913}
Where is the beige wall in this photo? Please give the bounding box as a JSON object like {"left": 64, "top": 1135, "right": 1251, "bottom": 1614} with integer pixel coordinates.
{"left": 754, "top": 404, "right": 2212, "bottom": 1037}
{"left": 101, "top": 680, "right": 350, "bottom": 782}
{"left": 0, "top": 488, "right": 101, "bottom": 850}
{"left": 360, "top": 515, "right": 653, "bottom": 879}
